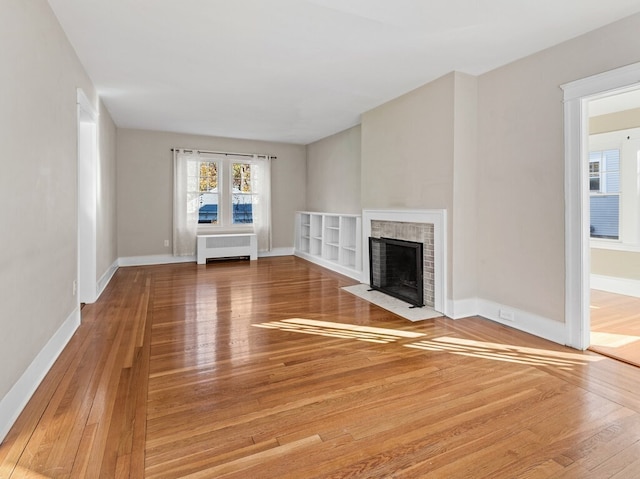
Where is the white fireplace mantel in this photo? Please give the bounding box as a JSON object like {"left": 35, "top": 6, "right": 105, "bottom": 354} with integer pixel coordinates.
{"left": 362, "top": 209, "right": 447, "bottom": 315}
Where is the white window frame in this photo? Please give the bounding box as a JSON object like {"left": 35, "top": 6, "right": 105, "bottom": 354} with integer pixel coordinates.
{"left": 197, "top": 154, "right": 255, "bottom": 234}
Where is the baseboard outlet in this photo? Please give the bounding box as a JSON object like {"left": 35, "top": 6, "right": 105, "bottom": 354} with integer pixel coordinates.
{"left": 591, "top": 274, "right": 640, "bottom": 298}
{"left": 0, "top": 307, "right": 81, "bottom": 443}
{"left": 476, "top": 299, "right": 566, "bottom": 345}
{"left": 96, "top": 260, "right": 119, "bottom": 299}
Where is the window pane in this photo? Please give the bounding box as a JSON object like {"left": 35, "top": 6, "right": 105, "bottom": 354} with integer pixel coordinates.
{"left": 198, "top": 162, "right": 218, "bottom": 224}
{"left": 589, "top": 149, "right": 620, "bottom": 239}
{"left": 603, "top": 149, "right": 620, "bottom": 193}
{"left": 589, "top": 160, "right": 600, "bottom": 191}
{"left": 232, "top": 163, "right": 253, "bottom": 224}
{"left": 590, "top": 194, "right": 619, "bottom": 239}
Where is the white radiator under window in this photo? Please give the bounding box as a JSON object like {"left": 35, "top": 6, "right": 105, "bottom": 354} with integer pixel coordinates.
{"left": 196, "top": 233, "right": 257, "bottom": 264}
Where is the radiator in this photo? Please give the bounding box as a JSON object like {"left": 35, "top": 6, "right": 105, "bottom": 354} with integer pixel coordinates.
{"left": 196, "top": 233, "right": 258, "bottom": 264}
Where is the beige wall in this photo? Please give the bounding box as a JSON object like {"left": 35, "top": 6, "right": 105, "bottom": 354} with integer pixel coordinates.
{"left": 477, "top": 13, "right": 640, "bottom": 322}
{"left": 306, "top": 125, "right": 361, "bottom": 214}
{"left": 592, "top": 249, "right": 640, "bottom": 280}
{"left": 117, "top": 129, "right": 306, "bottom": 257}
{"left": 361, "top": 73, "right": 455, "bottom": 212}
{"left": 0, "top": 1, "right": 116, "bottom": 401}
{"left": 451, "top": 72, "right": 478, "bottom": 302}
{"left": 590, "top": 107, "right": 640, "bottom": 134}
{"left": 97, "top": 103, "right": 118, "bottom": 276}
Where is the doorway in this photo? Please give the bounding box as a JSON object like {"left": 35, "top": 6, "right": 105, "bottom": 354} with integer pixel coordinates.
{"left": 585, "top": 90, "right": 640, "bottom": 365}
{"left": 562, "top": 61, "right": 640, "bottom": 350}
{"left": 77, "top": 89, "right": 98, "bottom": 305}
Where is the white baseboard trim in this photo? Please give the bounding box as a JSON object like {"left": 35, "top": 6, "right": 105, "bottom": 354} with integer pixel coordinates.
{"left": 118, "top": 254, "right": 196, "bottom": 267}
{"left": 476, "top": 299, "right": 566, "bottom": 345}
{"left": 259, "top": 247, "right": 294, "bottom": 258}
{"left": 294, "top": 251, "right": 362, "bottom": 281}
{"left": 118, "top": 250, "right": 296, "bottom": 267}
{"left": 446, "top": 297, "right": 478, "bottom": 319}
{"left": 0, "top": 307, "right": 81, "bottom": 443}
{"left": 96, "top": 260, "right": 119, "bottom": 299}
{"left": 591, "top": 274, "right": 640, "bottom": 298}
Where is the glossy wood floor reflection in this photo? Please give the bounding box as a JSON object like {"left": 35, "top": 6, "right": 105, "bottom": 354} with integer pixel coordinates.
{"left": 3, "top": 257, "right": 640, "bottom": 478}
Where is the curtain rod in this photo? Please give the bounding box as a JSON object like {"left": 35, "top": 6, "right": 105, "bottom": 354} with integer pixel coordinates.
{"left": 171, "top": 148, "right": 276, "bottom": 159}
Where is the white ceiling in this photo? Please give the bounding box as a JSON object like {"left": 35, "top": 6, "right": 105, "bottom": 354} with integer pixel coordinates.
{"left": 47, "top": 0, "right": 640, "bottom": 144}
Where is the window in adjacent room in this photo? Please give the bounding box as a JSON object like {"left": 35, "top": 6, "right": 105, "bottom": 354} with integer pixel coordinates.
{"left": 589, "top": 127, "right": 640, "bottom": 248}
{"left": 588, "top": 149, "right": 620, "bottom": 239}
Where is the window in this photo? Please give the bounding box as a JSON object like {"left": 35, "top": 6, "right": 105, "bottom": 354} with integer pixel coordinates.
{"left": 197, "top": 162, "right": 219, "bottom": 224}
{"left": 588, "top": 149, "right": 620, "bottom": 239}
{"left": 231, "top": 162, "right": 254, "bottom": 224}
{"left": 173, "top": 149, "right": 271, "bottom": 256}
{"left": 589, "top": 127, "right": 640, "bottom": 249}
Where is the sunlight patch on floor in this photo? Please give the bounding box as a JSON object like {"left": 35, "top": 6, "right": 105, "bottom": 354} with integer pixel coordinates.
{"left": 405, "top": 336, "right": 603, "bottom": 369}
{"left": 254, "top": 320, "right": 603, "bottom": 369}
{"left": 590, "top": 331, "right": 640, "bottom": 348}
{"left": 253, "top": 318, "right": 425, "bottom": 344}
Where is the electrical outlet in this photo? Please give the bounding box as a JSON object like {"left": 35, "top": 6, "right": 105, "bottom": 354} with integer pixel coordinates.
{"left": 73, "top": 280, "right": 77, "bottom": 296}
{"left": 499, "top": 309, "right": 514, "bottom": 321}
{"left": 164, "top": 239, "right": 170, "bottom": 247}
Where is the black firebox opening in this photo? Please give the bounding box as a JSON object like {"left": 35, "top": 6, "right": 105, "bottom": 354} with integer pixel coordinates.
{"left": 369, "top": 237, "right": 424, "bottom": 307}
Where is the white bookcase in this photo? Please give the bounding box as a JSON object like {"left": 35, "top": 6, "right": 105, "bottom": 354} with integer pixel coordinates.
{"left": 295, "top": 211, "right": 362, "bottom": 280}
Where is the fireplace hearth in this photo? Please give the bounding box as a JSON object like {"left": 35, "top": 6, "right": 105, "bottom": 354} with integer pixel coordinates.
{"left": 369, "top": 237, "right": 424, "bottom": 307}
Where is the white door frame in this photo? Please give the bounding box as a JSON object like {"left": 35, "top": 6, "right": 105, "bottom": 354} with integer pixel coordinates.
{"left": 77, "top": 89, "right": 98, "bottom": 304}
{"left": 561, "top": 62, "right": 640, "bottom": 349}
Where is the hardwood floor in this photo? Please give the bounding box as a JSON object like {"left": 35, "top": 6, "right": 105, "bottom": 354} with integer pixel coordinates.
{"left": 590, "top": 289, "right": 640, "bottom": 367}
{"left": 2, "top": 256, "right": 640, "bottom": 478}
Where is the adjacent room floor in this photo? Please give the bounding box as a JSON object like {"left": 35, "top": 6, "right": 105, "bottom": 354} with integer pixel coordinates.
{"left": 590, "top": 289, "right": 640, "bottom": 368}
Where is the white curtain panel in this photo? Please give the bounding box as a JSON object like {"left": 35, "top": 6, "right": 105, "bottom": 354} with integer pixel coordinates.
{"left": 173, "top": 149, "right": 199, "bottom": 256}
{"left": 252, "top": 155, "right": 272, "bottom": 252}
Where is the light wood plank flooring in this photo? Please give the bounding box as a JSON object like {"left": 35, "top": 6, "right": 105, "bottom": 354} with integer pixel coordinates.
{"left": 590, "top": 289, "right": 640, "bottom": 367}
{"left": 2, "top": 257, "right": 640, "bottom": 478}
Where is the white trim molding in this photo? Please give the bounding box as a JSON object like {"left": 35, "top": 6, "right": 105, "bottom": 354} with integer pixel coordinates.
{"left": 591, "top": 274, "right": 640, "bottom": 298}
{"left": 119, "top": 250, "right": 294, "bottom": 268}
{"left": 97, "top": 260, "right": 119, "bottom": 299}
{"left": 258, "top": 247, "right": 294, "bottom": 258}
{"left": 477, "top": 299, "right": 566, "bottom": 345}
{"left": 0, "top": 308, "right": 81, "bottom": 443}
{"left": 561, "top": 61, "right": 640, "bottom": 350}
{"left": 118, "top": 254, "right": 197, "bottom": 267}
{"left": 447, "top": 297, "right": 479, "bottom": 320}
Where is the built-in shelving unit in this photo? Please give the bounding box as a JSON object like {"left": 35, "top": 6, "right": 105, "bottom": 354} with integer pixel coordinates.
{"left": 294, "top": 211, "right": 362, "bottom": 280}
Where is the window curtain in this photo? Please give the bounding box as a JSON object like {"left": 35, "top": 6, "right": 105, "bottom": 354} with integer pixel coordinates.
{"left": 252, "top": 155, "right": 272, "bottom": 252}
{"left": 173, "top": 149, "right": 199, "bottom": 256}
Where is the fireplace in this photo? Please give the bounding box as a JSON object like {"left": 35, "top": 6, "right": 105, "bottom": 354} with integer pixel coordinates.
{"left": 369, "top": 237, "right": 424, "bottom": 307}
{"left": 362, "top": 209, "right": 446, "bottom": 315}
